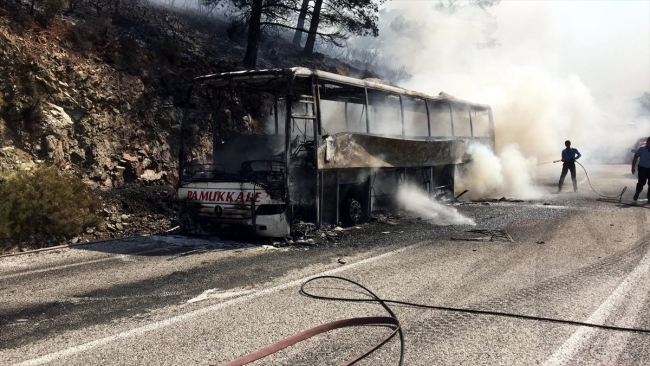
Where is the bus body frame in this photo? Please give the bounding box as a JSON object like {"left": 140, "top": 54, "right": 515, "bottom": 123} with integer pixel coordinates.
{"left": 177, "top": 67, "right": 494, "bottom": 237}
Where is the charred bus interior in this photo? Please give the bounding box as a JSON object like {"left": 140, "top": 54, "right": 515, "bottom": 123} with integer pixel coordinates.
{"left": 178, "top": 68, "right": 494, "bottom": 238}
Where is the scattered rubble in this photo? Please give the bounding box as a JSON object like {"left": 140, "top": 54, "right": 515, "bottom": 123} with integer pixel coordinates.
{"left": 451, "top": 229, "right": 515, "bottom": 243}
{"left": 472, "top": 197, "right": 526, "bottom": 203}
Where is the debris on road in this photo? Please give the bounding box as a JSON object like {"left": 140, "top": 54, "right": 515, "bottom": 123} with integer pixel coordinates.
{"left": 294, "top": 239, "right": 317, "bottom": 246}
{"left": 451, "top": 229, "right": 514, "bottom": 243}
{"left": 472, "top": 197, "right": 525, "bottom": 203}
{"left": 455, "top": 190, "right": 469, "bottom": 200}
{"left": 257, "top": 245, "right": 289, "bottom": 251}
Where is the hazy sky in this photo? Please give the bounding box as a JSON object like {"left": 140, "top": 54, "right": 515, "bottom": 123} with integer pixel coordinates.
{"left": 493, "top": 0, "right": 650, "bottom": 97}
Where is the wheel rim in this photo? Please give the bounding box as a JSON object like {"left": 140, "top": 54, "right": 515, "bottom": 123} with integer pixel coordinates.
{"left": 349, "top": 199, "right": 361, "bottom": 223}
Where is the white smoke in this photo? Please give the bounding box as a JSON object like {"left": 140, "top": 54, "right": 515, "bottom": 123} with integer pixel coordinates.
{"left": 457, "top": 143, "right": 543, "bottom": 200}
{"left": 397, "top": 184, "right": 475, "bottom": 226}
{"left": 349, "top": 2, "right": 649, "bottom": 199}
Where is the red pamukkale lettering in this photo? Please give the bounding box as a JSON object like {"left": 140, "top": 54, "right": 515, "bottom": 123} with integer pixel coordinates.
{"left": 235, "top": 192, "right": 244, "bottom": 202}
{"left": 207, "top": 191, "right": 216, "bottom": 201}
{"left": 216, "top": 192, "right": 225, "bottom": 201}
{"left": 226, "top": 192, "right": 234, "bottom": 202}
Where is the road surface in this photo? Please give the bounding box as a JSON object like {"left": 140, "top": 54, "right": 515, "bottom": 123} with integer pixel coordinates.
{"left": 2, "top": 164, "right": 650, "bottom": 365}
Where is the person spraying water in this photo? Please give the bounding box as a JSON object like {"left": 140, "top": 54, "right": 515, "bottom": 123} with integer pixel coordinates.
{"left": 558, "top": 140, "right": 582, "bottom": 193}
{"left": 537, "top": 142, "right": 627, "bottom": 202}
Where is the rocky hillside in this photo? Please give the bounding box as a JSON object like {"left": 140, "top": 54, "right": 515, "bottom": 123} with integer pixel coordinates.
{"left": 0, "top": 0, "right": 363, "bottom": 246}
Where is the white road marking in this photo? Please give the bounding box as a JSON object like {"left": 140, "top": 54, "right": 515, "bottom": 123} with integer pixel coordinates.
{"left": 13, "top": 241, "right": 424, "bottom": 366}
{"left": 186, "top": 288, "right": 254, "bottom": 303}
{"left": 542, "top": 238, "right": 650, "bottom": 365}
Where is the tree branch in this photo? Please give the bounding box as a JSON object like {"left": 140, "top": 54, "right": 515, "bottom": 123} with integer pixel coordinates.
{"left": 260, "top": 21, "right": 345, "bottom": 38}
{"left": 260, "top": 3, "right": 306, "bottom": 12}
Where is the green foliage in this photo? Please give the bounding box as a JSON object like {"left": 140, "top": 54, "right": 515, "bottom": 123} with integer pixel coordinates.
{"left": 0, "top": 165, "right": 101, "bottom": 248}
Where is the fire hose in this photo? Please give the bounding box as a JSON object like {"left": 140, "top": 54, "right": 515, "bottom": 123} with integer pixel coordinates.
{"left": 218, "top": 276, "right": 650, "bottom": 365}
{"left": 539, "top": 160, "right": 627, "bottom": 202}
{"left": 219, "top": 276, "right": 405, "bottom": 366}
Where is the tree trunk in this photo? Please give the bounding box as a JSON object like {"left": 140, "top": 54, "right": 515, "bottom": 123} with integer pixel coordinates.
{"left": 292, "top": 0, "right": 310, "bottom": 47}
{"left": 244, "top": 0, "right": 264, "bottom": 69}
{"left": 303, "top": 0, "right": 322, "bottom": 55}
{"left": 113, "top": 0, "right": 120, "bottom": 19}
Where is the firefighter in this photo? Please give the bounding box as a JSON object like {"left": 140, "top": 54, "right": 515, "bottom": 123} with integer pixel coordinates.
{"left": 558, "top": 140, "right": 581, "bottom": 192}
{"left": 631, "top": 137, "right": 650, "bottom": 201}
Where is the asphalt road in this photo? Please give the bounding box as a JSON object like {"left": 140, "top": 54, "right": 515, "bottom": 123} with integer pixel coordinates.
{"left": 2, "top": 164, "right": 650, "bottom": 365}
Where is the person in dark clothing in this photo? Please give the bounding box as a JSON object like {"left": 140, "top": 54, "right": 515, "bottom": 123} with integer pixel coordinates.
{"left": 558, "top": 140, "right": 582, "bottom": 192}
{"left": 631, "top": 137, "right": 650, "bottom": 201}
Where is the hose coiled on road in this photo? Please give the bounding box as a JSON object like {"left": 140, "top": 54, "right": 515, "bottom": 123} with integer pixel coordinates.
{"left": 219, "top": 275, "right": 650, "bottom": 365}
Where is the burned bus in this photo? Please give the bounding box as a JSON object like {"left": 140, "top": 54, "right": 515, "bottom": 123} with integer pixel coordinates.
{"left": 177, "top": 68, "right": 494, "bottom": 237}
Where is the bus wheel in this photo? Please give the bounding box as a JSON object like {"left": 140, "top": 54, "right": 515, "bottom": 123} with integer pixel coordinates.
{"left": 341, "top": 195, "right": 363, "bottom": 226}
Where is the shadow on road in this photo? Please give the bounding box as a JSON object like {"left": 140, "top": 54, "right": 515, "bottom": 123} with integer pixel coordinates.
{"left": 70, "top": 233, "right": 276, "bottom": 257}
{"left": 615, "top": 202, "right": 650, "bottom": 210}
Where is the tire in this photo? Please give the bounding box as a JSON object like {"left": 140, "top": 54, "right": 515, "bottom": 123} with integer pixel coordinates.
{"left": 340, "top": 194, "right": 363, "bottom": 226}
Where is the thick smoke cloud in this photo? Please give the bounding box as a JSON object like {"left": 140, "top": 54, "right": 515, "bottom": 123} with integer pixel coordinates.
{"left": 350, "top": 1, "right": 649, "bottom": 198}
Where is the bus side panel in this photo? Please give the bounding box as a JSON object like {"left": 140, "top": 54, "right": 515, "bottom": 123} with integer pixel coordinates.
{"left": 317, "top": 134, "right": 466, "bottom": 170}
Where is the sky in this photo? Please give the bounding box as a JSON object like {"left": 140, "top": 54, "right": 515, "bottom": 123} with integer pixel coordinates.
{"left": 492, "top": 0, "right": 650, "bottom": 98}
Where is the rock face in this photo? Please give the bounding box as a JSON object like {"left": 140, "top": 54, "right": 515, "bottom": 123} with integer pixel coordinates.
{"left": 0, "top": 5, "right": 362, "bottom": 187}
{"left": 0, "top": 1, "right": 377, "bottom": 248}
{"left": 0, "top": 12, "right": 181, "bottom": 187}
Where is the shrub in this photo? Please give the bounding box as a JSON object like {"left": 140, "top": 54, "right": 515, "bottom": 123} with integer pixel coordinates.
{"left": 0, "top": 165, "right": 101, "bottom": 249}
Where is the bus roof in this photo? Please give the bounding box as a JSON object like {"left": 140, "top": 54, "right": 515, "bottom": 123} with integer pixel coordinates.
{"left": 193, "top": 67, "right": 491, "bottom": 110}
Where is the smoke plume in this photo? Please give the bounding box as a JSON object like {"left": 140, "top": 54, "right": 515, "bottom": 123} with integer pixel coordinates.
{"left": 397, "top": 184, "right": 475, "bottom": 226}
{"left": 351, "top": 2, "right": 649, "bottom": 199}
{"left": 457, "top": 143, "right": 543, "bottom": 199}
